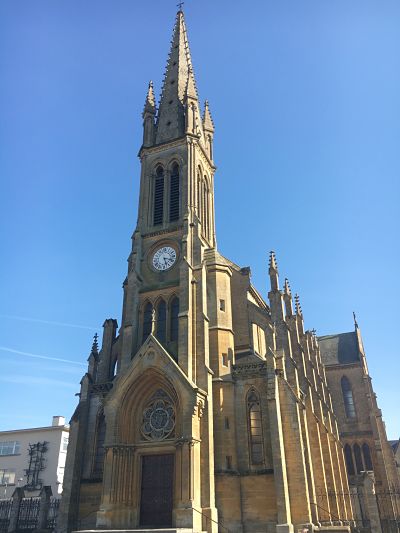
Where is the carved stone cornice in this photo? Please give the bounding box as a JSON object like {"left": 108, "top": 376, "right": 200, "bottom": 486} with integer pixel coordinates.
{"left": 90, "top": 381, "right": 113, "bottom": 397}
{"left": 232, "top": 362, "right": 268, "bottom": 379}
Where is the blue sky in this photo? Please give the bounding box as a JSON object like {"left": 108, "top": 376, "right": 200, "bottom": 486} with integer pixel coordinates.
{"left": 0, "top": 0, "right": 399, "bottom": 437}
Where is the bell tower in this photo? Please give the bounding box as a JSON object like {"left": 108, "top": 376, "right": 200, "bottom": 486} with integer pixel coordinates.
{"left": 118, "top": 9, "right": 216, "bottom": 377}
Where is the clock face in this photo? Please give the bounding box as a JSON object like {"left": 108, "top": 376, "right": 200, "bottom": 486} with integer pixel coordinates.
{"left": 152, "top": 246, "right": 177, "bottom": 271}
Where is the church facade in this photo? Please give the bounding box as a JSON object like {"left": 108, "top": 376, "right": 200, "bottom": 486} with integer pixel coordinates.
{"left": 58, "top": 10, "right": 398, "bottom": 533}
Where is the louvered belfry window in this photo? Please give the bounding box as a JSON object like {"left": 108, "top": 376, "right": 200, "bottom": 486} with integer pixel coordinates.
{"left": 169, "top": 164, "right": 179, "bottom": 222}
{"left": 93, "top": 413, "right": 106, "bottom": 477}
{"left": 142, "top": 302, "right": 153, "bottom": 342}
{"left": 153, "top": 166, "right": 164, "bottom": 226}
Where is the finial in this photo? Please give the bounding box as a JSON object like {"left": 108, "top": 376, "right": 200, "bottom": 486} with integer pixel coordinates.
{"left": 177, "top": 1, "right": 184, "bottom": 11}
{"left": 269, "top": 251, "right": 278, "bottom": 271}
{"left": 203, "top": 100, "right": 215, "bottom": 132}
{"left": 91, "top": 333, "right": 99, "bottom": 356}
{"left": 283, "top": 278, "right": 291, "bottom": 295}
{"left": 295, "top": 293, "right": 302, "bottom": 315}
{"left": 353, "top": 311, "right": 359, "bottom": 329}
{"left": 143, "top": 80, "right": 156, "bottom": 114}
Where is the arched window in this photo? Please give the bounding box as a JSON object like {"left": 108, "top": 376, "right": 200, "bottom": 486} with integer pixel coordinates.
{"left": 354, "top": 443, "right": 363, "bottom": 473}
{"left": 170, "top": 297, "right": 179, "bottom": 342}
{"left": 341, "top": 376, "right": 356, "bottom": 419}
{"left": 153, "top": 166, "right": 164, "bottom": 226}
{"left": 362, "top": 443, "right": 373, "bottom": 471}
{"left": 93, "top": 413, "right": 106, "bottom": 477}
{"left": 142, "top": 302, "right": 153, "bottom": 341}
{"left": 197, "top": 172, "right": 202, "bottom": 221}
{"left": 344, "top": 443, "right": 355, "bottom": 475}
{"left": 247, "top": 389, "right": 264, "bottom": 465}
{"left": 169, "top": 164, "right": 179, "bottom": 222}
{"left": 156, "top": 299, "right": 166, "bottom": 344}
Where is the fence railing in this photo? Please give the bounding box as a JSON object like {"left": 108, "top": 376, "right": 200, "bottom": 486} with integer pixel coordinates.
{"left": 0, "top": 488, "right": 60, "bottom": 532}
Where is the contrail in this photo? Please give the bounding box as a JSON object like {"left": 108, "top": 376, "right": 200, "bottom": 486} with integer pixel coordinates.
{"left": 0, "top": 315, "right": 97, "bottom": 331}
{"left": 0, "top": 346, "right": 86, "bottom": 366}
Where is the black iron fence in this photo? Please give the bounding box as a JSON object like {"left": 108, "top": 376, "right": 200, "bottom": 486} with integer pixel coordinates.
{"left": 0, "top": 494, "right": 60, "bottom": 533}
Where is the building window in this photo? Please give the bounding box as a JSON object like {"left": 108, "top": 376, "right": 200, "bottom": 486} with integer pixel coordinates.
{"left": 62, "top": 437, "right": 68, "bottom": 452}
{"left": 156, "top": 299, "right": 167, "bottom": 343}
{"left": 341, "top": 376, "right": 356, "bottom": 419}
{"left": 0, "top": 469, "right": 16, "bottom": 485}
{"left": 222, "top": 353, "right": 228, "bottom": 367}
{"left": 226, "top": 456, "right": 232, "bottom": 470}
{"left": 224, "top": 417, "right": 230, "bottom": 430}
{"left": 142, "top": 302, "right": 153, "bottom": 342}
{"left": 170, "top": 297, "right": 179, "bottom": 342}
{"left": 353, "top": 443, "right": 363, "bottom": 474}
{"left": 247, "top": 389, "right": 264, "bottom": 465}
{"left": 344, "top": 443, "right": 355, "bottom": 475}
{"left": 219, "top": 299, "right": 225, "bottom": 311}
{"left": 93, "top": 413, "right": 106, "bottom": 478}
{"left": 252, "top": 323, "right": 266, "bottom": 356}
{"left": 0, "top": 441, "right": 20, "bottom": 456}
{"left": 362, "top": 443, "right": 373, "bottom": 471}
{"left": 153, "top": 166, "right": 164, "bottom": 226}
{"left": 169, "top": 164, "right": 179, "bottom": 222}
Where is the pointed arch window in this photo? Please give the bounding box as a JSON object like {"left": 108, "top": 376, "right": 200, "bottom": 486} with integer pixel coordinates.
{"left": 197, "top": 171, "right": 202, "bottom": 221}
{"left": 362, "top": 443, "right": 373, "bottom": 471}
{"left": 169, "top": 164, "right": 180, "bottom": 222}
{"left": 344, "top": 443, "right": 355, "bottom": 475}
{"left": 156, "top": 300, "right": 167, "bottom": 344}
{"left": 153, "top": 166, "right": 164, "bottom": 226}
{"left": 354, "top": 443, "right": 363, "bottom": 473}
{"left": 170, "top": 297, "right": 179, "bottom": 342}
{"left": 93, "top": 413, "right": 106, "bottom": 477}
{"left": 247, "top": 389, "right": 264, "bottom": 465}
{"left": 341, "top": 376, "right": 356, "bottom": 419}
{"left": 142, "top": 302, "right": 153, "bottom": 342}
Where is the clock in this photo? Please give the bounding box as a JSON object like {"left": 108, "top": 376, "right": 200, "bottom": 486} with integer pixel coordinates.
{"left": 152, "top": 246, "right": 177, "bottom": 271}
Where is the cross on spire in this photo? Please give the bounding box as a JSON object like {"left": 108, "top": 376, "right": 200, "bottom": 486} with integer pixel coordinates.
{"left": 177, "top": 1, "right": 184, "bottom": 11}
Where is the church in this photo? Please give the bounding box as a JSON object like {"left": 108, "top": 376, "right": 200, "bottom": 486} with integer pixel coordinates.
{"left": 58, "top": 9, "right": 399, "bottom": 533}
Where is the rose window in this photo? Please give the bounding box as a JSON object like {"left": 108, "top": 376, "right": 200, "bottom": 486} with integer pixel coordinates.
{"left": 141, "top": 390, "right": 175, "bottom": 440}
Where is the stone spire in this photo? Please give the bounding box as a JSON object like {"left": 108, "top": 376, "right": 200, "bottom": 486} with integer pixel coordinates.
{"left": 283, "top": 278, "right": 293, "bottom": 317}
{"left": 203, "top": 100, "right": 214, "bottom": 133}
{"left": 156, "top": 10, "right": 202, "bottom": 144}
{"left": 268, "top": 251, "right": 279, "bottom": 291}
{"left": 143, "top": 81, "right": 156, "bottom": 115}
{"left": 294, "top": 294, "right": 303, "bottom": 317}
{"left": 142, "top": 81, "right": 156, "bottom": 147}
{"left": 90, "top": 333, "right": 99, "bottom": 358}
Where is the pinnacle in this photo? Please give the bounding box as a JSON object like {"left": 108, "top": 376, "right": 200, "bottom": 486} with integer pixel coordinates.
{"left": 284, "top": 278, "right": 291, "bottom": 296}
{"left": 90, "top": 333, "right": 99, "bottom": 357}
{"left": 143, "top": 81, "right": 156, "bottom": 115}
{"left": 185, "top": 68, "right": 198, "bottom": 99}
{"left": 203, "top": 100, "right": 214, "bottom": 132}
{"left": 269, "top": 251, "right": 278, "bottom": 271}
{"left": 295, "top": 294, "right": 303, "bottom": 316}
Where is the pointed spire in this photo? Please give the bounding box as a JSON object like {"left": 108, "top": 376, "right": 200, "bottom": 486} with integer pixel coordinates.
{"left": 91, "top": 333, "right": 99, "bottom": 356}
{"left": 283, "top": 278, "right": 291, "bottom": 296}
{"left": 155, "top": 11, "right": 199, "bottom": 144}
{"left": 185, "top": 68, "right": 198, "bottom": 99}
{"left": 203, "top": 100, "right": 215, "bottom": 132}
{"left": 143, "top": 81, "right": 156, "bottom": 116}
{"left": 294, "top": 294, "right": 303, "bottom": 316}
{"left": 268, "top": 251, "right": 279, "bottom": 291}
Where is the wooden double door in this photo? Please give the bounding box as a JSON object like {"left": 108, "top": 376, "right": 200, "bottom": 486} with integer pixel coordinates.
{"left": 139, "top": 454, "right": 174, "bottom": 528}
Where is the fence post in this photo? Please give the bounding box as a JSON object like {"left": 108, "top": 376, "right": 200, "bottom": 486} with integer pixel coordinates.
{"left": 38, "top": 486, "right": 53, "bottom": 530}
{"left": 7, "top": 487, "right": 24, "bottom": 533}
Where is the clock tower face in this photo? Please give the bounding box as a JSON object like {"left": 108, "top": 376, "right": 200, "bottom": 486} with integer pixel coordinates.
{"left": 152, "top": 246, "right": 177, "bottom": 271}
